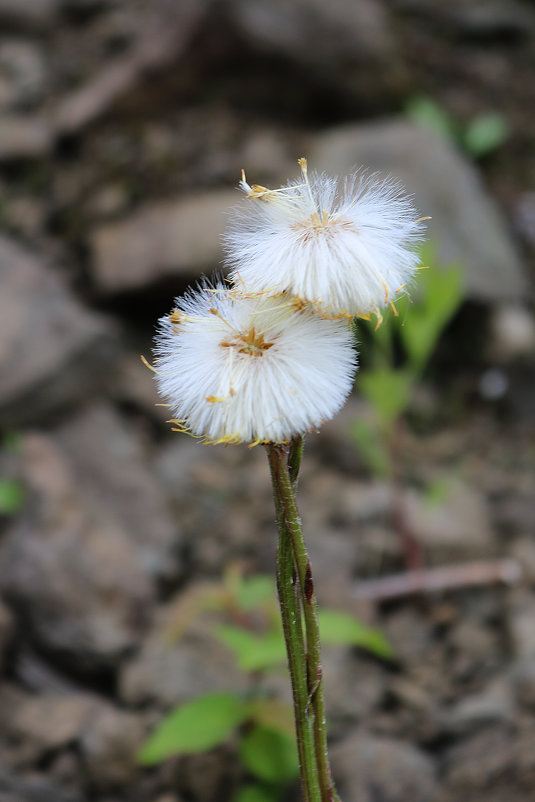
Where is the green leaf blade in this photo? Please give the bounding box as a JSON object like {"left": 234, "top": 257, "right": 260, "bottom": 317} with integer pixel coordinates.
{"left": 239, "top": 724, "right": 299, "bottom": 783}
{"left": 138, "top": 692, "right": 248, "bottom": 765}
{"left": 318, "top": 609, "right": 394, "bottom": 659}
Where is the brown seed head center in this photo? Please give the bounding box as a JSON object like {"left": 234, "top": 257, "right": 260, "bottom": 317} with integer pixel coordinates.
{"left": 221, "top": 326, "right": 274, "bottom": 357}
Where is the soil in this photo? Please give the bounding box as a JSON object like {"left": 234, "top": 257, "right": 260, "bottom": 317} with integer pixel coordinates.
{"left": 1, "top": 2, "right": 535, "bottom": 801}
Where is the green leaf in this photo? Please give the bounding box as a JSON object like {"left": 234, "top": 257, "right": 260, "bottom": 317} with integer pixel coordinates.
{"left": 359, "top": 368, "right": 414, "bottom": 424}
{"left": 464, "top": 113, "right": 509, "bottom": 157}
{"left": 0, "top": 480, "right": 25, "bottom": 515}
{"left": 235, "top": 575, "right": 276, "bottom": 611}
{"left": 318, "top": 609, "right": 394, "bottom": 659}
{"left": 138, "top": 692, "right": 248, "bottom": 764}
{"left": 215, "top": 625, "right": 286, "bottom": 672}
{"left": 233, "top": 784, "right": 281, "bottom": 802}
{"left": 400, "top": 257, "right": 463, "bottom": 371}
{"left": 405, "top": 96, "right": 456, "bottom": 141}
{"left": 351, "top": 419, "right": 391, "bottom": 477}
{"left": 239, "top": 724, "right": 299, "bottom": 783}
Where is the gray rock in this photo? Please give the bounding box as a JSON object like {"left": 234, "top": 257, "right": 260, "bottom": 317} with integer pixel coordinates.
{"left": 0, "top": 686, "right": 96, "bottom": 759}
{"left": 79, "top": 705, "right": 146, "bottom": 789}
{"left": 331, "top": 731, "right": 437, "bottom": 802}
{"left": 0, "top": 114, "right": 52, "bottom": 160}
{"left": 0, "top": 40, "right": 47, "bottom": 110}
{"left": 0, "top": 600, "right": 13, "bottom": 670}
{"left": 227, "top": 0, "right": 395, "bottom": 66}
{"left": 510, "top": 655, "right": 535, "bottom": 710}
{"left": 446, "top": 679, "right": 515, "bottom": 735}
{"left": 0, "top": 0, "right": 60, "bottom": 31}
{"left": 488, "top": 304, "right": 535, "bottom": 361}
{"left": 120, "top": 614, "right": 243, "bottom": 706}
{"left": 90, "top": 190, "right": 237, "bottom": 293}
{"left": 55, "top": 405, "right": 180, "bottom": 580}
{"left": 0, "top": 407, "right": 180, "bottom": 667}
{"left": 507, "top": 589, "right": 535, "bottom": 658}
{"left": 309, "top": 120, "right": 528, "bottom": 303}
{"left": 404, "top": 477, "right": 494, "bottom": 561}
{"left": 0, "top": 236, "right": 117, "bottom": 424}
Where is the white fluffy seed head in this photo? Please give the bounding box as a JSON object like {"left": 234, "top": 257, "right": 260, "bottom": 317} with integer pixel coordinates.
{"left": 153, "top": 282, "right": 358, "bottom": 445}
{"left": 225, "top": 160, "right": 426, "bottom": 321}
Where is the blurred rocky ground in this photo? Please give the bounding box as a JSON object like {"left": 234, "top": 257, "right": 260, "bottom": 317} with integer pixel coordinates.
{"left": 1, "top": 0, "right": 535, "bottom": 800}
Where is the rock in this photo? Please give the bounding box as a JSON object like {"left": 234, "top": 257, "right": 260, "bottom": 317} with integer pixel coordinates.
{"left": 507, "top": 589, "right": 535, "bottom": 658}
{"left": 446, "top": 679, "right": 514, "bottom": 735}
{"left": 510, "top": 655, "right": 535, "bottom": 710}
{"left": 0, "top": 114, "right": 52, "bottom": 160}
{"left": 331, "top": 731, "right": 437, "bottom": 802}
{"left": 448, "top": 618, "right": 501, "bottom": 679}
{"left": 0, "top": 768, "right": 83, "bottom": 802}
{"left": 309, "top": 120, "right": 528, "bottom": 304}
{"left": 0, "top": 0, "right": 60, "bottom": 31}
{"left": 120, "top": 614, "right": 243, "bottom": 706}
{"left": 55, "top": 405, "right": 180, "bottom": 580}
{"left": 226, "top": 0, "right": 403, "bottom": 97}
{"left": 0, "top": 40, "right": 47, "bottom": 110}
{"left": 0, "top": 687, "right": 95, "bottom": 760}
{"left": 488, "top": 304, "right": 535, "bottom": 362}
{"left": 79, "top": 705, "right": 146, "bottom": 789}
{"left": 448, "top": 2, "right": 535, "bottom": 39}
{"left": 0, "top": 407, "right": 179, "bottom": 668}
{"left": 54, "top": 4, "right": 206, "bottom": 135}
{"left": 439, "top": 726, "right": 516, "bottom": 798}
{"left": 0, "top": 600, "right": 14, "bottom": 670}
{"left": 90, "top": 190, "right": 237, "bottom": 293}
{"left": 0, "top": 236, "right": 118, "bottom": 425}
{"left": 404, "top": 478, "right": 494, "bottom": 562}
{"left": 323, "top": 649, "right": 386, "bottom": 721}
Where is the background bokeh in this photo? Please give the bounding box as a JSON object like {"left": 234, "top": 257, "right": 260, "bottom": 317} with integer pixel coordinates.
{"left": 1, "top": 1, "right": 535, "bottom": 801}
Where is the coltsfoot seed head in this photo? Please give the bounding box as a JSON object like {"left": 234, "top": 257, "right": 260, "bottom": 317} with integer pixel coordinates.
{"left": 225, "top": 159, "right": 426, "bottom": 321}
{"left": 153, "top": 282, "right": 358, "bottom": 445}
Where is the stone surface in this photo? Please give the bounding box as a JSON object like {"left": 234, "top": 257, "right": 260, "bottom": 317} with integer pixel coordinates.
{"left": 405, "top": 478, "right": 494, "bottom": 561}
{"left": 0, "top": 406, "right": 180, "bottom": 668}
{"left": 331, "top": 732, "right": 437, "bottom": 802}
{"left": 0, "top": 600, "right": 14, "bottom": 671}
{"left": 120, "top": 614, "right": 243, "bottom": 706}
{"left": 79, "top": 705, "right": 146, "bottom": 789}
{"left": 90, "top": 189, "right": 237, "bottom": 293}
{"left": 0, "top": 686, "right": 95, "bottom": 761}
{"left": 0, "top": 0, "right": 60, "bottom": 31}
{"left": 0, "top": 236, "right": 117, "bottom": 424}
{"left": 0, "top": 115, "right": 52, "bottom": 160}
{"left": 510, "top": 655, "right": 535, "bottom": 710}
{"left": 227, "top": 0, "right": 396, "bottom": 69}
{"left": 309, "top": 120, "right": 528, "bottom": 304}
{"left": 446, "top": 679, "right": 515, "bottom": 735}
{"left": 0, "top": 40, "right": 47, "bottom": 110}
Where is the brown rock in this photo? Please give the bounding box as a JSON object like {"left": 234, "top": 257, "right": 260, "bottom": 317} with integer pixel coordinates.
{"left": 120, "top": 614, "right": 243, "bottom": 706}
{"left": 0, "top": 115, "right": 52, "bottom": 160}
{"left": 0, "top": 406, "right": 180, "bottom": 667}
{"left": 90, "top": 190, "right": 237, "bottom": 293}
{"left": 0, "top": 600, "right": 14, "bottom": 670}
{"left": 80, "top": 705, "right": 146, "bottom": 789}
{"left": 0, "top": 235, "right": 118, "bottom": 425}
{"left": 331, "top": 731, "right": 437, "bottom": 802}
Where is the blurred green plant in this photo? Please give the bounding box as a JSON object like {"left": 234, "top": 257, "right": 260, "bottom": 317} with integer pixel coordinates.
{"left": 0, "top": 479, "right": 25, "bottom": 516}
{"left": 353, "top": 244, "right": 464, "bottom": 478}
{"left": 405, "top": 95, "right": 509, "bottom": 157}
{"left": 138, "top": 567, "right": 393, "bottom": 800}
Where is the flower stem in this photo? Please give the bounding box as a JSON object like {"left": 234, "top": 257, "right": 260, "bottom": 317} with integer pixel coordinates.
{"left": 266, "top": 441, "right": 339, "bottom": 802}
{"left": 268, "top": 442, "right": 319, "bottom": 801}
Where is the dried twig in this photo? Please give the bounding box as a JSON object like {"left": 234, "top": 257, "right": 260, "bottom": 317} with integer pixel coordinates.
{"left": 353, "top": 558, "right": 522, "bottom": 601}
